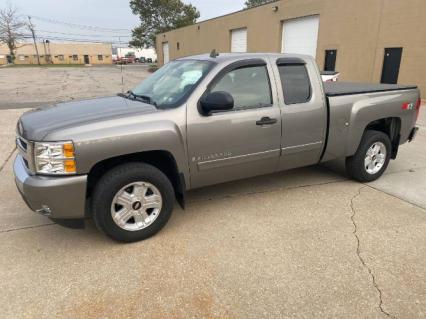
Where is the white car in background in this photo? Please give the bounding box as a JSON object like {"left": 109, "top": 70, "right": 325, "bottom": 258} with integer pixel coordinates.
{"left": 321, "top": 71, "right": 340, "bottom": 82}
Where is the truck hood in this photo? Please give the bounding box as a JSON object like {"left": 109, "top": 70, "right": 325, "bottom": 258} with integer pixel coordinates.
{"left": 18, "top": 96, "right": 159, "bottom": 141}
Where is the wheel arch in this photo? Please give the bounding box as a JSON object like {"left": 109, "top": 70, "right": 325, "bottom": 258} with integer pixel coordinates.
{"left": 349, "top": 117, "right": 402, "bottom": 159}
{"left": 86, "top": 150, "right": 186, "bottom": 211}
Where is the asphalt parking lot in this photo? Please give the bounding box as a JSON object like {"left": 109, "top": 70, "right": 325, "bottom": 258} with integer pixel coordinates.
{"left": 0, "top": 66, "right": 425, "bottom": 318}
{"left": 0, "top": 65, "right": 149, "bottom": 109}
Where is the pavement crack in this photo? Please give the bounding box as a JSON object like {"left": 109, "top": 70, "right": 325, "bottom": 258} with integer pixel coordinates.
{"left": 0, "top": 146, "right": 16, "bottom": 172}
{"left": 0, "top": 222, "right": 56, "bottom": 234}
{"left": 349, "top": 186, "right": 397, "bottom": 319}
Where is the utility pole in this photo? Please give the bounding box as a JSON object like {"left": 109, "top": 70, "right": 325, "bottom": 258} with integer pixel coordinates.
{"left": 27, "top": 16, "right": 41, "bottom": 65}
{"left": 119, "top": 36, "right": 124, "bottom": 94}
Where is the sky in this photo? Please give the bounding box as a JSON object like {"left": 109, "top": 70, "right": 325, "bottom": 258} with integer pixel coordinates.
{"left": 7, "top": 0, "right": 246, "bottom": 46}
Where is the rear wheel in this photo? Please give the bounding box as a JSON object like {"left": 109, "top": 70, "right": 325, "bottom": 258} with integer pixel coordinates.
{"left": 346, "top": 130, "right": 391, "bottom": 182}
{"left": 92, "top": 163, "right": 174, "bottom": 242}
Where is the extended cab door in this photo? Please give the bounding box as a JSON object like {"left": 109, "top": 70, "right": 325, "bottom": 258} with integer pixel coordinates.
{"left": 187, "top": 59, "right": 282, "bottom": 188}
{"left": 271, "top": 57, "right": 328, "bottom": 170}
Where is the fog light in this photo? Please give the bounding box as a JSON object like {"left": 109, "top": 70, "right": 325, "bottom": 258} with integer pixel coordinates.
{"left": 36, "top": 205, "right": 52, "bottom": 216}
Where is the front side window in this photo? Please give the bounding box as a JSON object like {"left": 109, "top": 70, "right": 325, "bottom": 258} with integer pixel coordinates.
{"left": 278, "top": 64, "right": 311, "bottom": 104}
{"left": 132, "top": 60, "right": 214, "bottom": 108}
{"left": 72, "top": 55, "right": 78, "bottom": 61}
{"left": 211, "top": 65, "right": 272, "bottom": 110}
{"left": 98, "top": 55, "right": 103, "bottom": 61}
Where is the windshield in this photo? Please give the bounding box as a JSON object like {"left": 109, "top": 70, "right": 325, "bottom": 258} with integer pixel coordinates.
{"left": 131, "top": 60, "right": 214, "bottom": 108}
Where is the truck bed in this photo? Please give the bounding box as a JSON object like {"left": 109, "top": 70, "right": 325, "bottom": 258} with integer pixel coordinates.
{"left": 324, "top": 82, "right": 417, "bottom": 97}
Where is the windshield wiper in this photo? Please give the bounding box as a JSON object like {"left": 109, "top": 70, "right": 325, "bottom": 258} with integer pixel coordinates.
{"left": 128, "top": 91, "right": 156, "bottom": 105}
{"left": 118, "top": 91, "right": 157, "bottom": 107}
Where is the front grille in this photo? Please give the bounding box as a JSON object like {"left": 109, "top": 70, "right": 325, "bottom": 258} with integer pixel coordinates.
{"left": 16, "top": 135, "right": 34, "bottom": 172}
{"left": 17, "top": 137, "right": 27, "bottom": 152}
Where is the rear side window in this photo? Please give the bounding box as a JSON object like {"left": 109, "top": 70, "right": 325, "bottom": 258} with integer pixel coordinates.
{"left": 278, "top": 64, "right": 311, "bottom": 104}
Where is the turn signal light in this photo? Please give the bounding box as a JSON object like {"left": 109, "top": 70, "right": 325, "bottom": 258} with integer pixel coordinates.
{"left": 63, "top": 143, "right": 75, "bottom": 158}
{"left": 64, "top": 160, "right": 76, "bottom": 173}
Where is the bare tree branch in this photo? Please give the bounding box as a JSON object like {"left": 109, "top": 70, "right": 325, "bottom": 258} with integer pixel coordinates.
{"left": 0, "top": 4, "right": 28, "bottom": 63}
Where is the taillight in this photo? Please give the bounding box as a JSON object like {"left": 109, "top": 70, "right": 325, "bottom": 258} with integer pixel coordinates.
{"left": 415, "top": 98, "right": 421, "bottom": 122}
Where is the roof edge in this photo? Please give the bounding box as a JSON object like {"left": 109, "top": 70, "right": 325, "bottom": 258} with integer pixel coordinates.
{"left": 157, "top": 0, "right": 281, "bottom": 38}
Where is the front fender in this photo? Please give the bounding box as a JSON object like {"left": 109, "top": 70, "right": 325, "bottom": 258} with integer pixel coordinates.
{"left": 44, "top": 110, "right": 190, "bottom": 187}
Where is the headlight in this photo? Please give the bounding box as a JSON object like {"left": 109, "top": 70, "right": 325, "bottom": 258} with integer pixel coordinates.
{"left": 34, "top": 141, "right": 76, "bottom": 175}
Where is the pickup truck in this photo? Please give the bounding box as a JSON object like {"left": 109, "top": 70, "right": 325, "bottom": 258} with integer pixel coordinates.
{"left": 14, "top": 53, "right": 421, "bottom": 242}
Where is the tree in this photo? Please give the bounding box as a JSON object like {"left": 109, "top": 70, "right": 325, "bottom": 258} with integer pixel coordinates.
{"left": 244, "top": 0, "right": 275, "bottom": 8}
{"left": 0, "top": 5, "right": 27, "bottom": 63}
{"left": 129, "top": 0, "right": 199, "bottom": 48}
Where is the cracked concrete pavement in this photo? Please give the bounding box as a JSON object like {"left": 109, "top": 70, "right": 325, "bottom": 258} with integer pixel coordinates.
{"left": 0, "top": 68, "right": 425, "bottom": 317}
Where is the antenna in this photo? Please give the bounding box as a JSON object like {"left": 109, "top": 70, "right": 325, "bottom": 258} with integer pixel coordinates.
{"left": 210, "top": 49, "right": 219, "bottom": 58}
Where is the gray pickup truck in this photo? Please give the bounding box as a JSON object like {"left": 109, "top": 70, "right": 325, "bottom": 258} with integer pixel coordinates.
{"left": 14, "top": 53, "right": 421, "bottom": 242}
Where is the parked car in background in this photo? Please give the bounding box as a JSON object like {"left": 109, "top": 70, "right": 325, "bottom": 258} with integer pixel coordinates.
{"left": 14, "top": 53, "right": 420, "bottom": 242}
{"left": 321, "top": 71, "right": 340, "bottom": 82}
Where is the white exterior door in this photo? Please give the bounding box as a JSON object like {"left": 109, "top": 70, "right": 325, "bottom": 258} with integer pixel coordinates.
{"left": 282, "top": 15, "right": 320, "bottom": 58}
{"left": 231, "top": 28, "right": 248, "bottom": 53}
{"left": 162, "top": 42, "right": 170, "bottom": 64}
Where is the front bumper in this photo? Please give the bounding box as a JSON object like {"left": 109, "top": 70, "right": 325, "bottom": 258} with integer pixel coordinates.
{"left": 14, "top": 155, "right": 87, "bottom": 219}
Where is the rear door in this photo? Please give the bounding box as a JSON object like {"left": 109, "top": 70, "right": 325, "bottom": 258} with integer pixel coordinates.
{"left": 324, "top": 49, "right": 337, "bottom": 71}
{"left": 381, "top": 48, "right": 403, "bottom": 84}
{"left": 271, "top": 57, "right": 327, "bottom": 170}
{"left": 187, "top": 59, "right": 282, "bottom": 188}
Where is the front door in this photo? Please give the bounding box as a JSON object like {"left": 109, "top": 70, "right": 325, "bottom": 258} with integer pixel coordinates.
{"left": 381, "top": 48, "right": 403, "bottom": 84}
{"left": 84, "top": 55, "right": 90, "bottom": 64}
{"left": 187, "top": 59, "right": 282, "bottom": 188}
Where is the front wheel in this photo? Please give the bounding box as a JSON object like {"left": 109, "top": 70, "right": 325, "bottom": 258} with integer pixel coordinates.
{"left": 346, "top": 130, "right": 391, "bottom": 182}
{"left": 92, "top": 163, "right": 175, "bottom": 242}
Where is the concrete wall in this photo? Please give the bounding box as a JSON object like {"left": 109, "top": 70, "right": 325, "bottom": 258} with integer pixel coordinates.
{"left": 0, "top": 42, "right": 113, "bottom": 65}
{"left": 156, "top": 0, "right": 426, "bottom": 94}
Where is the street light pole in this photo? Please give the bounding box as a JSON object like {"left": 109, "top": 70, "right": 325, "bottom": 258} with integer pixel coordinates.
{"left": 27, "top": 16, "right": 41, "bottom": 65}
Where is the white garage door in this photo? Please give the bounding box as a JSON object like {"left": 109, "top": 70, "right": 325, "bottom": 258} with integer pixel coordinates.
{"left": 231, "top": 28, "right": 248, "bottom": 53}
{"left": 162, "top": 42, "right": 170, "bottom": 64}
{"left": 282, "top": 15, "right": 320, "bottom": 58}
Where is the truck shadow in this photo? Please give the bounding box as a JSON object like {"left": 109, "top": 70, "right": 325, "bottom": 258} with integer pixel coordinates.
{"left": 186, "top": 161, "right": 347, "bottom": 204}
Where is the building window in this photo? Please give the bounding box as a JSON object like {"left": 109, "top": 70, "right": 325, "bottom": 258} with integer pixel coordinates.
{"left": 98, "top": 55, "right": 103, "bottom": 61}
{"left": 72, "top": 55, "right": 78, "bottom": 61}
{"left": 177, "top": 42, "right": 180, "bottom": 50}
{"left": 278, "top": 64, "right": 311, "bottom": 105}
{"left": 57, "top": 55, "right": 64, "bottom": 61}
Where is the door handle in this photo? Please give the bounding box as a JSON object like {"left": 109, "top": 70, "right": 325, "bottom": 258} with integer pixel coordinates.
{"left": 256, "top": 117, "right": 278, "bottom": 126}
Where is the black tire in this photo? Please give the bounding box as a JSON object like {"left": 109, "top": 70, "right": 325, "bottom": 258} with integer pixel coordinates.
{"left": 346, "top": 130, "right": 392, "bottom": 182}
{"left": 92, "top": 162, "right": 174, "bottom": 242}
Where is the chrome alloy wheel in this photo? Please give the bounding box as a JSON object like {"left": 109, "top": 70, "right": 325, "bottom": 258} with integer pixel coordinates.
{"left": 111, "top": 182, "right": 162, "bottom": 231}
{"left": 364, "top": 142, "right": 387, "bottom": 175}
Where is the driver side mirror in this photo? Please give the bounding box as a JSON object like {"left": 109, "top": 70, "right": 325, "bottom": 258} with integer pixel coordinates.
{"left": 200, "top": 91, "right": 234, "bottom": 115}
